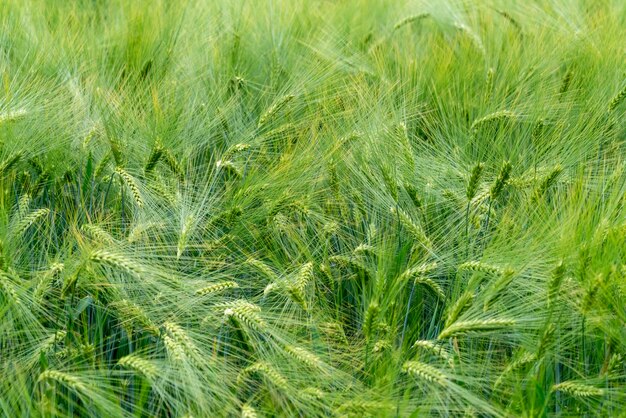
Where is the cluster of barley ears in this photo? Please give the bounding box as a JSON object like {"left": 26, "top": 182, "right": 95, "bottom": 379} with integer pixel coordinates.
{"left": 0, "top": 0, "right": 625, "bottom": 417}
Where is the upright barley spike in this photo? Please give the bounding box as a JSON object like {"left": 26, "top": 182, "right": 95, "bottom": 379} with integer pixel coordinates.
{"left": 287, "top": 262, "right": 314, "bottom": 311}
{"left": 490, "top": 161, "right": 512, "bottom": 200}
{"left": 144, "top": 143, "right": 163, "bottom": 175}
{"left": 362, "top": 302, "right": 379, "bottom": 340}
{"left": 485, "top": 69, "right": 494, "bottom": 101}
{"left": 548, "top": 261, "right": 566, "bottom": 308}
{"left": 0, "top": 272, "right": 20, "bottom": 305}
{"left": 466, "top": 163, "right": 484, "bottom": 201}
{"left": 17, "top": 194, "right": 30, "bottom": 217}
{"left": 465, "top": 162, "right": 484, "bottom": 255}
{"left": 403, "top": 183, "right": 423, "bottom": 209}
{"left": 94, "top": 152, "right": 112, "bottom": 179}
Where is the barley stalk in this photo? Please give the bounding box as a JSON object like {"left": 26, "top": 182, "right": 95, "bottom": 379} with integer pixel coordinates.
{"left": 224, "top": 300, "right": 266, "bottom": 333}
{"left": 490, "top": 161, "right": 512, "bottom": 200}
{"left": 0, "top": 108, "right": 27, "bottom": 124}
{"left": 115, "top": 167, "right": 143, "bottom": 207}
{"left": 246, "top": 258, "right": 279, "bottom": 282}
{"left": 438, "top": 318, "right": 515, "bottom": 339}
{"left": 241, "top": 404, "right": 258, "bottom": 418}
{"left": 608, "top": 83, "right": 626, "bottom": 112}
{"left": 38, "top": 370, "right": 86, "bottom": 393}
{"left": 532, "top": 164, "right": 562, "bottom": 202}
{"left": 161, "top": 148, "right": 184, "bottom": 182}
{"left": 144, "top": 143, "right": 163, "bottom": 175}
{"left": 458, "top": 261, "right": 506, "bottom": 276}
{"left": 445, "top": 291, "right": 474, "bottom": 327}
{"left": 471, "top": 111, "right": 517, "bottom": 133}
{"left": 413, "top": 276, "right": 446, "bottom": 300}
{"left": 0, "top": 151, "right": 23, "bottom": 176}
{"left": 393, "top": 13, "right": 429, "bottom": 31}
{"left": 112, "top": 299, "right": 159, "bottom": 335}
{"left": 552, "top": 381, "right": 604, "bottom": 398}
{"left": 81, "top": 223, "right": 115, "bottom": 244}
{"left": 195, "top": 281, "right": 239, "bottom": 296}
{"left": 14, "top": 208, "right": 49, "bottom": 237}
{"left": 391, "top": 206, "right": 433, "bottom": 249}
{"left": 258, "top": 94, "right": 295, "bottom": 127}
{"left": 238, "top": 361, "right": 288, "bottom": 390}
{"left": 119, "top": 354, "right": 158, "bottom": 380}
{"left": 90, "top": 249, "right": 143, "bottom": 276}
{"left": 362, "top": 302, "right": 379, "bottom": 340}
{"left": 285, "top": 345, "right": 323, "bottom": 368}
{"left": 402, "top": 360, "right": 447, "bottom": 385}
{"left": 412, "top": 340, "right": 455, "bottom": 366}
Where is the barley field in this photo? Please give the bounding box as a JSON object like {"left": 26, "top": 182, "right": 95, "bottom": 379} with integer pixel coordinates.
{"left": 0, "top": 0, "right": 625, "bottom": 417}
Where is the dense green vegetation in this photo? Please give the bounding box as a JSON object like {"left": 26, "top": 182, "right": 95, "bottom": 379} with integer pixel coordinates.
{"left": 1, "top": 0, "right": 625, "bottom": 416}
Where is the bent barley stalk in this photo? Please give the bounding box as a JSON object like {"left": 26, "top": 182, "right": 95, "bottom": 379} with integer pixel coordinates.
{"left": 258, "top": 95, "right": 295, "bottom": 127}
{"left": 38, "top": 370, "right": 86, "bottom": 393}
{"left": 15, "top": 208, "right": 49, "bottom": 237}
{"left": 196, "top": 281, "right": 239, "bottom": 296}
{"left": 90, "top": 249, "right": 143, "bottom": 276}
{"left": 393, "top": 13, "right": 429, "bottom": 31}
{"left": 402, "top": 360, "right": 447, "bottom": 385}
{"left": 119, "top": 354, "right": 158, "bottom": 381}
{"left": 115, "top": 167, "right": 144, "bottom": 207}
{"left": 438, "top": 319, "right": 515, "bottom": 339}
{"left": 552, "top": 381, "right": 604, "bottom": 398}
